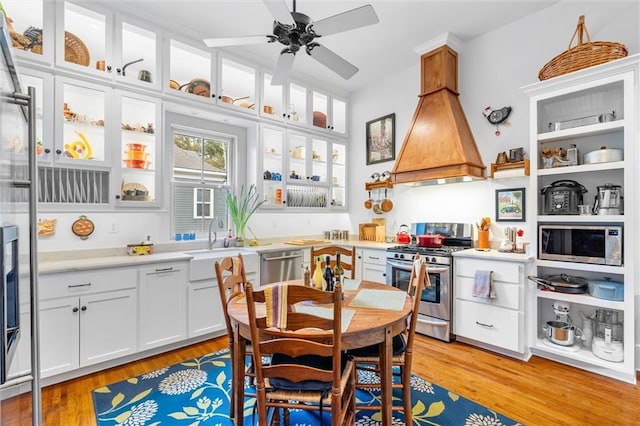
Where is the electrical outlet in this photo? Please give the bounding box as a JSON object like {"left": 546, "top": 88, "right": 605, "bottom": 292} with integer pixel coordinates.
{"left": 109, "top": 221, "right": 118, "bottom": 233}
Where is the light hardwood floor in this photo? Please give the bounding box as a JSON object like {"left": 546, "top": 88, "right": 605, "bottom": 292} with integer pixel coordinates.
{"left": 1, "top": 335, "right": 638, "bottom": 425}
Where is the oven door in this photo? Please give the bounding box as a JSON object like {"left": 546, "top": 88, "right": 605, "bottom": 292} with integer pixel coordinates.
{"left": 386, "top": 259, "right": 451, "bottom": 320}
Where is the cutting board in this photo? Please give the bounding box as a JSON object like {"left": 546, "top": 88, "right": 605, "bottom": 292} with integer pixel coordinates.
{"left": 285, "top": 239, "right": 328, "bottom": 246}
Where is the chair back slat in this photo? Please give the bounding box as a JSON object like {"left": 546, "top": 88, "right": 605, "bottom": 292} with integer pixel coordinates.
{"left": 310, "top": 245, "right": 357, "bottom": 279}
{"left": 215, "top": 254, "right": 248, "bottom": 337}
{"left": 405, "top": 254, "right": 429, "bottom": 356}
{"left": 246, "top": 282, "right": 344, "bottom": 391}
{"left": 264, "top": 364, "right": 334, "bottom": 383}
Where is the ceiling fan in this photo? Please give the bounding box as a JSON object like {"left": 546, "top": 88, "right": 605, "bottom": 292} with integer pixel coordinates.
{"left": 203, "top": 0, "right": 379, "bottom": 85}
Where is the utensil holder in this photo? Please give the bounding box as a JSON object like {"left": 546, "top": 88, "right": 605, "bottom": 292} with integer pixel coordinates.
{"left": 477, "top": 230, "right": 490, "bottom": 249}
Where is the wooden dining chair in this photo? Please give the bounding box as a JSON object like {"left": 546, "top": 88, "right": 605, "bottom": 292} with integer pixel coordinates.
{"left": 214, "top": 254, "right": 254, "bottom": 418}
{"left": 349, "top": 254, "right": 428, "bottom": 424}
{"left": 310, "top": 245, "right": 357, "bottom": 279}
{"left": 245, "top": 281, "right": 356, "bottom": 426}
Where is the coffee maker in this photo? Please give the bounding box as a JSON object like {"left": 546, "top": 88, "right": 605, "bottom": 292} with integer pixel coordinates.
{"left": 593, "top": 183, "right": 623, "bottom": 215}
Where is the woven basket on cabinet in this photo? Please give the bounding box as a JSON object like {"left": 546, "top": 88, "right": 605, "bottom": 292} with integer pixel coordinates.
{"left": 538, "top": 15, "right": 628, "bottom": 81}
{"left": 64, "top": 31, "right": 90, "bottom": 66}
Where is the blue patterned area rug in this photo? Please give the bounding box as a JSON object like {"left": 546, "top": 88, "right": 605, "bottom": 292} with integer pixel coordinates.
{"left": 92, "top": 349, "right": 522, "bottom": 425}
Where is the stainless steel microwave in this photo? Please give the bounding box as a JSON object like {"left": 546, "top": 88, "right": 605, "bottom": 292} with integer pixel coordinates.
{"left": 538, "top": 224, "right": 622, "bottom": 266}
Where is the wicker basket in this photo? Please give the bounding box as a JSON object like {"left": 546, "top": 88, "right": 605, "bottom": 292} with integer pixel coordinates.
{"left": 64, "top": 31, "right": 90, "bottom": 66}
{"left": 538, "top": 15, "right": 628, "bottom": 81}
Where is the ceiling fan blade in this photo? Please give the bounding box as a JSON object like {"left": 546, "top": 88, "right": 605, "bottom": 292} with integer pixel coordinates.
{"left": 271, "top": 52, "right": 296, "bottom": 85}
{"left": 263, "top": 0, "right": 295, "bottom": 26}
{"left": 203, "top": 35, "right": 270, "bottom": 48}
{"left": 308, "top": 44, "right": 358, "bottom": 80}
{"left": 311, "top": 5, "right": 379, "bottom": 37}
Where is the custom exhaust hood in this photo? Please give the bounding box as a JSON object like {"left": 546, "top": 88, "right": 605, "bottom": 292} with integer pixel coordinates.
{"left": 391, "top": 45, "right": 486, "bottom": 185}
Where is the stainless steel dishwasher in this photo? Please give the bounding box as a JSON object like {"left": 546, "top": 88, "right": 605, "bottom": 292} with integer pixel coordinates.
{"left": 260, "top": 250, "right": 304, "bottom": 286}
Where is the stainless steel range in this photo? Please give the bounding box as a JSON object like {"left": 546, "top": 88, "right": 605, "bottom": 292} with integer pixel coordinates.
{"left": 386, "top": 223, "right": 473, "bottom": 342}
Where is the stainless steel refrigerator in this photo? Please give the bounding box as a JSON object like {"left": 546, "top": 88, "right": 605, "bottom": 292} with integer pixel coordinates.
{"left": 0, "top": 10, "right": 41, "bottom": 425}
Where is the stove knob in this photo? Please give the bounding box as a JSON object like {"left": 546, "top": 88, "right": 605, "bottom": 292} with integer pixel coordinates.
{"left": 431, "top": 257, "right": 437, "bottom": 263}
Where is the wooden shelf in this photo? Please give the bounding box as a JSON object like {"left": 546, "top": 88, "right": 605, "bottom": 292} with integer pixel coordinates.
{"left": 365, "top": 180, "right": 393, "bottom": 190}
{"left": 490, "top": 159, "right": 530, "bottom": 178}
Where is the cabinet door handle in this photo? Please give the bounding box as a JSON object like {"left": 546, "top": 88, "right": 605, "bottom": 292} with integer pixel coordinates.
{"left": 154, "top": 267, "right": 175, "bottom": 273}
{"left": 475, "top": 321, "right": 494, "bottom": 328}
{"left": 68, "top": 283, "right": 91, "bottom": 289}
{"left": 367, "top": 256, "right": 380, "bottom": 260}
{"left": 72, "top": 307, "right": 79, "bottom": 313}
{"left": 81, "top": 306, "right": 87, "bottom": 311}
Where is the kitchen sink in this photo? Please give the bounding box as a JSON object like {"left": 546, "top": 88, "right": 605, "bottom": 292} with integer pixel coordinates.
{"left": 185, "top": 248, "right": 257, "bottom": 281}
{"left": 184, "top": 248, "right": 247, "bottom": 257}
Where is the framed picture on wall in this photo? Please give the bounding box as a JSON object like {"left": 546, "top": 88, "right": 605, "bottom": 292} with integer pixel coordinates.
{"left": 496, "top": 187, "right": 525, "bottom": 222}
{"left": 366, "top": 113, "right": 395, "bottom": 165}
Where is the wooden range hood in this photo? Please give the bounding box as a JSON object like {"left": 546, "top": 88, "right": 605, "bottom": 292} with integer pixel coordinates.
{"left": 391, "top": 45, "right": 486, "bottom": 185}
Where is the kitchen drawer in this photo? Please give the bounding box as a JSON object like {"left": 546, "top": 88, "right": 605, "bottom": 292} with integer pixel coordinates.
{"left": 39, "top": 267, "right": 138, "bottom": 300}
{"left": 454, "top": 299, "right": 522, "bottom": 352}
{"left": 455, "top": 276, "right": 521, "bottom": 310}
{"left": 455, "top": 258, "right": 521, "bottom": 284}
{"left": 361, "top": 248, "right": 385, "bottom": 265}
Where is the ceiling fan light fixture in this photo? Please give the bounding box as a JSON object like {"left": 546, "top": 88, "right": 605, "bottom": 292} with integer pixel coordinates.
{"left": 202, "top": 0, "right": 379, "bottom": 83}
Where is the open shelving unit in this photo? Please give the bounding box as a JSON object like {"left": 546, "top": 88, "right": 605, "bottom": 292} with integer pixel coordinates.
{"left": 522, "top": 54, "right": 638, "bottom": 384}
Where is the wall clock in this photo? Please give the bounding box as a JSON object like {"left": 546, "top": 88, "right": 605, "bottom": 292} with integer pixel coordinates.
{"left": 483, "top": 106, "right": 512, "bottom": 135}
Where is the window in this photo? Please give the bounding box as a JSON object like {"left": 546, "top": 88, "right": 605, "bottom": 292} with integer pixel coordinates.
{"left": 193, "top": 188, "right": 214, "bottom": 218}
{"left": 171, "top": 128, "right": 232, "bottom": 236}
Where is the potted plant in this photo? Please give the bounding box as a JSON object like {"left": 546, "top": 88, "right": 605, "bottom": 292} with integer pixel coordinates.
{"left": 226, "top": 184, "right": 265, "bottom": 246}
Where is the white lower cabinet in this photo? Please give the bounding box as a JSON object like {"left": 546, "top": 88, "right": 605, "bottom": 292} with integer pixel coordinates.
{"left": 187, "top": 251, "right": 258, "bottom": 338}
{"left": 453, "top": 252, "right": 534, "bottom": 357}
{"left": 139, "top": 263, "right": 187, "bottom": 350}
{"left": 187, "top": 281, "right": 225, "bottom": 338}
{"left": 357, "top": 248, "right": 387, "bottom": 283}
{"left": 39, "top": 268, "right": 138, "bottom": 378}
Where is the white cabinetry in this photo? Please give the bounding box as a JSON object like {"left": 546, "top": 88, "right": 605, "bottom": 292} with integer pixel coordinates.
{"left": 139, "top": 263, "right": 187, "bottom": 350}
{"left": 38, "top": 268, "right": 138, "bottom": 378}
{"left": 187, "top": 251, "right": 259, "bottom": 338}
{"left": 356, "top": 248, "right": 387, "bottom": 283}
{"left": 523, "top": 55, "right": 638, "bottom": 384}
{"left": 453, "top": 253, "right": 534, "bottom": 358}
{"left": 259, "top": 124, "right": 347, "bottom": 210}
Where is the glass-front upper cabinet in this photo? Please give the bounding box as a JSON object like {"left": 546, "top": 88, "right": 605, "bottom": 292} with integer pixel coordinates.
{"left": 1, "top": 0, "right": 53, "bottom": 64}
{"left": 218, "top": 55, "right": 256, "bottom": 113}
{"left": 331, "top": 95, "right": 347, "bottom": 135}
{"left": 114, "top": 16, "right": 161, "bottom": 90}
{"left": 311, "top": 90, "right": 328, "bottom": 131}
{"left": 285, "top": 131, "right": 330, "bottom": 209}
{"left": 56, "top": 2, "right": 161, "bottom": 89}
{"left": 261, "top": 72, "right": 284, "bottom": 121}
{"left": 288, "top": 82, "right": 308, "bottom": 126}
{"left": 331, "top": 143, "right": 346, "bottom": 207}
{"left": 259, "top": 125, "right": 346, "bottom": 210}
{"left": 55, "top": 77, "right": 111, "bottom": 166}
{"left": 56, "top": 1, "right": 112, "bottom": 76}
{"left": 166, "top": 38, "right": 214, "bottom": 102}
{"left": 311, "top": 88, "right": 348, "bottom": 135}
{"left": 21, "top": 70, "right": 52, "bottom": 161}
{"left": 260, "top": 125, "right": 285, "bottom": 208}
{"left": 115, "top": 91, "right": 160, "bottom": 206}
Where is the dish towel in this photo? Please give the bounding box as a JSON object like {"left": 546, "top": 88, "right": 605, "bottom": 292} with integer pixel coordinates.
{"left": 264, "top": 283, "right": 288, "bottom": 329}
{"left": 472, "top": 270, "right": 496, "bottom": 299}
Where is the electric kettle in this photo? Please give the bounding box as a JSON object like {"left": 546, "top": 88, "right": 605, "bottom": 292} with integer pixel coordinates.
{"left": 593, "top": 183, "right": 623, "bottom": 215}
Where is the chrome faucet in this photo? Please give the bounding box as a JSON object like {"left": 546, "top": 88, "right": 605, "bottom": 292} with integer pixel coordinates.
{"left": 208, "top": 217, "right": 224, "bottom": 249}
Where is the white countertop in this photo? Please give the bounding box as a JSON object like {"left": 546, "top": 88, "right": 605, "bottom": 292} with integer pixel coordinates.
{"left": 452, "top": 248, "right": 535, "bottom": 262}
{"left": 38, "top": 239, "right": 394, "bottom": 274}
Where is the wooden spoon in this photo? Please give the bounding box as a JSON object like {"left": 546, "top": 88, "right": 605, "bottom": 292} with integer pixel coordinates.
{"left": 381, "top": 189, "right": 393, "bottom": 212}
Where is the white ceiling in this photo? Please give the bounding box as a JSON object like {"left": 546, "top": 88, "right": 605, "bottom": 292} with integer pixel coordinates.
{"left": 105, "top": 0, "right": 556, "bottom": 94}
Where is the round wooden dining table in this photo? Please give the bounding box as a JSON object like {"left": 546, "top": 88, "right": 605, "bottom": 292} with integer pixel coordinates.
{"left": 227, "top": 279, "right": 412, "bottom": 425}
